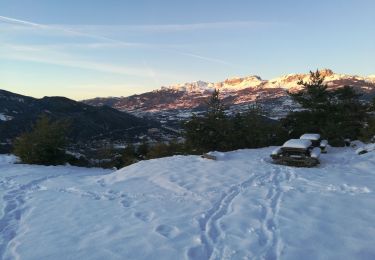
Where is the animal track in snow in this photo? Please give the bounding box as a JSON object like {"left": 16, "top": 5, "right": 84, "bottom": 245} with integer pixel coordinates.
{"left": 120, "top": 198, "right": 133, "bottom": 208}
{"left": 187, "top": 172, "right": 260, "bottom": 260}
{"left": 328, "top": 184, "right": 371, "bottom": 194}
{"left": 134, "top": 211, "right": 154, "bottom": 222}
{"left": 155, "top": 224, "right": 179, "bottom": 239}
{"left": 0, "top": 174, "right": 65, "bottom": 259}
{"left": 297, "top": 178, "right": 371, "bottom": 195}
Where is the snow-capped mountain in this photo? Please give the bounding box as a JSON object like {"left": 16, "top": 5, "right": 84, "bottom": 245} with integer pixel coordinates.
{"left": 141, "top": 69, "right": 375, "bottom": 94}
{"left": 83, "top": 70, "right": 375, "bottom": 124}
{"left": 161, "top": 75, "right": 264, "bottom": 93}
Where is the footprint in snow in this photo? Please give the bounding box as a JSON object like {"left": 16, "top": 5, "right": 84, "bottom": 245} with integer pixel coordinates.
{"left": 120, "top": 198, "right": 133, "bottom": 208}
{"left": 187, "top": 245, "right": 209, "bottom": 260}
{"left": 155, "top": 224, "right": 179, "bottom": 239}
{"left": 97, "top": 179, "right": 106, "bottom": 187}
{"left": 134, "top": 211, "right": 154, "bottom": 222}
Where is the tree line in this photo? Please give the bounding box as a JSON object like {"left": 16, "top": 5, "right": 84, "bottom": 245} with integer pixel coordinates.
{"left": 12, "top": 70, "right": 375, "bottom": 166}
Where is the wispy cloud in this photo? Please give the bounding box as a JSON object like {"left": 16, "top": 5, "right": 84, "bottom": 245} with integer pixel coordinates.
{"left": 0, "top": 15, "right": 46, "bottom": 28}
{"left": 0, "top": 15, "right": 257, "bottom": 75}
{"left": 0, "top": 15, "right": 130, "bottom": 44}
{"left": 65, "top": 21, "right": 274, "bottom": 33}
{"left": 0, "top": 43, "right": 189, "bottom": 79}
{"left": 0, "top": 15, "right": 274, "bottom": 34}
{"left": 2, "top": 42, "right": 192, "bottom": 51}
{"left": 0, "top": 15, "right": 266, "bottom": 66}
{"left": 176, "top": 52, "right": 233, "bottom": 66}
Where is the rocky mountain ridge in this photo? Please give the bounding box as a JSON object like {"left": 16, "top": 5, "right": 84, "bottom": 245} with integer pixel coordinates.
{"left": 83, "top": 70, "right": 375, "bottom": 121}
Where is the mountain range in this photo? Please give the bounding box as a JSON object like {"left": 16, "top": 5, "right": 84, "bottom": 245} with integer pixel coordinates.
{"left": 82, "top": 69, "right": 375, "bottom": 126}
{"left": 2, "top": 70, "right": 374, "bottom": 152}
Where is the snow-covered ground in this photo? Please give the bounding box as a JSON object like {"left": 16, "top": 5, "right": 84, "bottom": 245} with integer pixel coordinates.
{"left": 1, "top": 147, "right": 375, "bottom": 260}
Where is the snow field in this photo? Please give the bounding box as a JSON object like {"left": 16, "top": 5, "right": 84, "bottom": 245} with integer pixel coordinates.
{"left": 0, "top": 147, "right": 374, "bottom": 259}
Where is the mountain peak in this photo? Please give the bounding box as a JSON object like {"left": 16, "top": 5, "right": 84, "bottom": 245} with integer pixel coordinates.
{"left": 162, "top": 75, "right": 264, "bottom": 93}
{"left": 161, "top": 69, "right": 366, "bottom": 93}
{"left": 83, "top": 70, "right": 375, "bottom": 117}
{"left": 319, "top": 68, "right": 334, "bottom": 77}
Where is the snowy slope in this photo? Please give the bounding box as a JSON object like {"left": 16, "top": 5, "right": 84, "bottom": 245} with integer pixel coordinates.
{"left": 1, "top": 147, "right": 375, "bottom": 259}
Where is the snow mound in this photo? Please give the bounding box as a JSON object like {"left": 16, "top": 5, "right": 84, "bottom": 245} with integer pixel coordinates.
{"left": 0, "top": 147, "right": 375, "bottom": 259}
{"left": 356, "top": 143, "right": 375, "bottom": 155}
{"left": 0, "top": 154, "right": 19, "bottom": 164}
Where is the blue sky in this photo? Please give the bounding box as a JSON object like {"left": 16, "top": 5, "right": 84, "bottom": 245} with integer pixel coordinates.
{"left": 0, "top": 0, "right": 374, "bottom": 100}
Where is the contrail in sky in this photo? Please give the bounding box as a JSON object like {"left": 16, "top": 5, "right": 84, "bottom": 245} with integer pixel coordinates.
{"left": 0, "top": 15, "right": 130, "bottom": 44}
{"left": 0, "top": 15, "right": 232, "bottom": 66}
{"left": 0, "top": 15, "right": 46, "bottom": 28}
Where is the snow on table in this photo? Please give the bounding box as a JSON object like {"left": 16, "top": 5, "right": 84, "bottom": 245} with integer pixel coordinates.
{"left": 0, "top": 147, "right": 374, "bottom": 260}
{"left": 310, "top": 147, "right": 321, "bottom": 158}
{"left": 282, "top": 139, "right": 312, "bottom": 149}
{"left": 300, "top": 133, "right": 321, "bottom": 141}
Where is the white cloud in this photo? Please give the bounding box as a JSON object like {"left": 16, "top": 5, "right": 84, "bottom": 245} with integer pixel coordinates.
{"left": 0, "top": 15, "right": 274, "bottom": 34}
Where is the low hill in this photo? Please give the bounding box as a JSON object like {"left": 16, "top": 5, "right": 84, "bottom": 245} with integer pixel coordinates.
{"left": 0, "top": 89, "right": 161, "bottom": 150}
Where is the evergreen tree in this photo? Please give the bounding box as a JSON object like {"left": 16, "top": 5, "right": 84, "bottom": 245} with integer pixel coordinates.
{"left": 185, "top": 92, "right": 287, "bottom": 152}
{"left": 13, "top": 115, "right": 70, "bottom": 165}
{"left": 361, "top": 97, "right": 375, "bottom": 142}
{"left": 329, "top": 86, "right": 366, "bottom": 141}
{"left": 122, "top": 144, "right": 138, "bottom": 166}
{"left": 185, "top": 89, "right": 230, "bottom": 151}
{"left": 137, "top": 141, "right": 150, "bottom": 159}
{"left": 231, "top": 103, "right": 287, "bottom": 149}
{"left": 289, "top": 70, "right": 331, "bottom": 111}
{"left": 371, "top": 97, "right": 375, "bottom": 110}
{"left": 207, "top": 89, "right": 226, "bottom": 118}
{"left": 147, "top": 140, "right": 185, "bottom": 159}
{"left": 285, "top": 70, "right": 367, "bottom": 145}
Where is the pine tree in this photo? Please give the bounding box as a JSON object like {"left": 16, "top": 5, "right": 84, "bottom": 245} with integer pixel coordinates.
{"left": 122, "top": 144, "right": 138, "bottom": 166}
{"left": 185, "top": 89, "right": 230, "bottom": 151}
{"left": 361, "top": 96, "right": 375, "bottom": 142}
{"left": 289, "top": 70, "right": 331, "bottom": 111}
{"left": 13, "top": 115, "right": 70, "bottom": 165}
{"left": 331, "top": 86, "right": 366, "bottom": 139}
{"left": 231, "top": 103, "right": 287, "bottom": 149}
{"left": 285, "top": 70, "right": 367, "bottom": 145}
{"left": 137, "top": 141, "right": 149, "bottom": 159}
{"left": 207, "top": 89, "right": 225, "bottom": 118}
